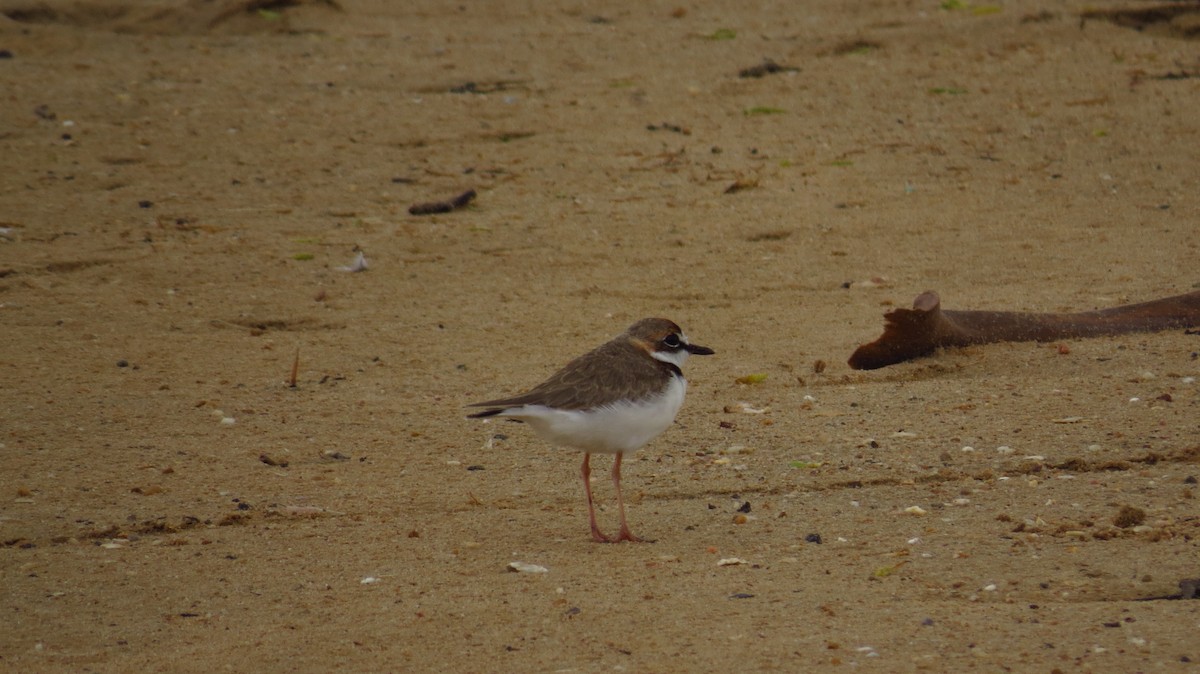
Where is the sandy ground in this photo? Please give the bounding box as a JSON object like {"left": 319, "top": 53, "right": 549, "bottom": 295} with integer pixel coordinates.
{"left": 2, "top": 0, "right": 1199, "bottom": 671}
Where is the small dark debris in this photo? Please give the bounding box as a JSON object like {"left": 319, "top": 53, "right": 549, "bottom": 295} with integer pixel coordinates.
{"left": 730, "top": 593, "right": 754, "bottom": 599}
{"left": 448, "top": 80, "right": 523, "bottom": 94}
{"left": 492, "top": 434, "right": 508, "bottom": 441}
{"left": 259, "top": 454, "right": 289, "bottom": 468}
{"left": 236, "top": 502, "right": 251, "bottom": 511}
{"left": 1155, "top": 72, "right": 1197, "bottom": 81}
{"left": 1113, "top": 505, "right": 1146, "bottom": 528}
{"left": 1185, "top": 476, "right": 1198, "bottom": 485}
{"left": 466, "top": 465, "right": 485, "bottom": 471}
{"left": 719, "top": 420, "right": 736, "bottom": 429}
{"left": 1135, "top": 578, "right": 1200, "bottom": 601}
{"left": 724, "top": 178, "right": 759, "bottom": 194}
{"left": 738, "top": 58, "right": 798, "bottom": 78}
{"left": 830, "top": 40, "right": 882, "bottom": 56}
{"left": 565, "top": 606, "right": 581, "bottom": 616}
{"left": 409, "top": 188, "right": 476, "bottom": 215}
{"left": 737, "top": 501, "right": 752, "bottom": 514}
{"left": 744, "top": 229, "right": 791, "bottom": 242}
{"left": 34, "top": 104, "right": 55, "bottom": 120}
{"left": 137, "top": 200, "right": 153, "bottom": 209}
{"left": 921, "top": 618, "right": 934, "bottom": 626}
{"left": 646, "top": 121, "right": 690, "bottom": 135}
{"left": 391, "top": 176, "right": 417, "bottom": 184}
{"left": 179, "top": 612, "right": 200, "bottom": 618}
{"left": 805, "top": 533, "right": 822, "bottom": 544}
{"left": 1103, "top": 621, "right": 1121, "bottom": 628}
{"left": 1020, "top": 10, "right": 1057, "bottom": 23}
{"left": 116, "top": 359, "right": 129, "bottom": 368}
{"left": 0, "top": 49, "right": 13, "bottom": 59}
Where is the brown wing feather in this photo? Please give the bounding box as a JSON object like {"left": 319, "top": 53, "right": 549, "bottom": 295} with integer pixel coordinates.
{"left": 468, "top": 338, "right": 675, "bottom": 412}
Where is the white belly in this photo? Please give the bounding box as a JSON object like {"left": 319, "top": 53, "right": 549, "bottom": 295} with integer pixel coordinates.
{"left": 498, "top": 375, "right": 688, "bottom": 454}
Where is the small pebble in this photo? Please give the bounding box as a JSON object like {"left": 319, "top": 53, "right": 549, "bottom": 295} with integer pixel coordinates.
{"left": 507, "top": 561, "right": 548, "bottom": 573}
{"left": 904, "top": 506, "right": 928, "bottom": 516}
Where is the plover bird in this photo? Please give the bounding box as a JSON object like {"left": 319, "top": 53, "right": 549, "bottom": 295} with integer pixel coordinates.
{"left": 468, "top": 318, "right": 714, "bottom": 542}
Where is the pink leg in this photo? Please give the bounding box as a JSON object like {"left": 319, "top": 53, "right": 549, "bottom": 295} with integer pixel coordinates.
{"left": 611, "top": 453, "right": 645, "bottom": 543}
{"left": 580, "top": 453, "right": 612, "bottom": 543}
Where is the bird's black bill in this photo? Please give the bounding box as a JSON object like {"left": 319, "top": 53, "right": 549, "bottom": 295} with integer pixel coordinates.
{"left": 686, "top": 343, "right": 715, "bottom": 355}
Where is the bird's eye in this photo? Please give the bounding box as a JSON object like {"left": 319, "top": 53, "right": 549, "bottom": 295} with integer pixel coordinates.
{"left": 662, "top": 334, "right": 681, "bottom": 348}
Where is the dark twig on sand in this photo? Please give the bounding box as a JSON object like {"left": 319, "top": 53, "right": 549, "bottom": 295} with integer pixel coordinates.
{"left": 408, "top": 189, "right": 476, "bottom": 215}
{"left": 848, "top": 289, "right": 1200, "bottom": 370}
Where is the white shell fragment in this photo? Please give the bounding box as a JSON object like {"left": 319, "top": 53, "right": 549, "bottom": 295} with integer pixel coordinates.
{"left": 507, "top": 561, "right": 549, "bottom": 574}
{"left": 338, "top": 250, "right": 369, "bottom": 272}
{"left": 904, "top": 506, "right": 928, "bottom": 516}
{"left": 717, "top": 557, "right": 749, "bottom": 566}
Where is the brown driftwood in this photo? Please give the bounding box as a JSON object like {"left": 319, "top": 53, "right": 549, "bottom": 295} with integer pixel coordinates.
{"left": 848, "top": 289, "right": 1200, "bottom": 370}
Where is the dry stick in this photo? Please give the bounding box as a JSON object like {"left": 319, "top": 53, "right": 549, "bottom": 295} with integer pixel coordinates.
{"left": 848, "top": 289, "right": 1200, "bottom": 370}
{"left": 408, "top": 188, "right": 476, "bottom": 215}
{"left": 288, "top": 348, "right": 300, "bottom": 387}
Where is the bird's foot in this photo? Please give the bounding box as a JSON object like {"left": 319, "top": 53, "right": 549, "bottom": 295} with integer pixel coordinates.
{"left": 612, "top": 527, "right": 652, "bottom": 543}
